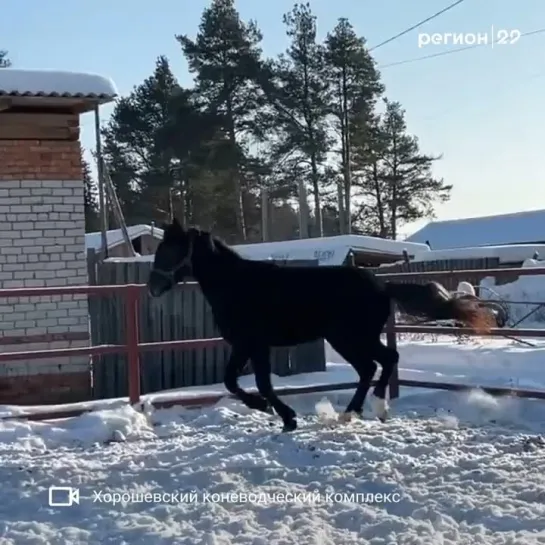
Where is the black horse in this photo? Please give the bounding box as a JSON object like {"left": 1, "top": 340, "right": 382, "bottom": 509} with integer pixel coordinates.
{"left": 147, "top": 219, "right": 491, "bottom": 432}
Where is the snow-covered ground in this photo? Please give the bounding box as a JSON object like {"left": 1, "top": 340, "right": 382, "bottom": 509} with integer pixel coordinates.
{"left": 3, "top": 335, "right": 545, "bottom": 544}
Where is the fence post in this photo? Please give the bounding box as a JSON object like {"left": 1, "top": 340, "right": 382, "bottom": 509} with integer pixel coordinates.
{"left": 387, "top": 302, "right": 399, "bottom": 399}
{"left": 125, "top": 285, "right": 141, "bottom": 405}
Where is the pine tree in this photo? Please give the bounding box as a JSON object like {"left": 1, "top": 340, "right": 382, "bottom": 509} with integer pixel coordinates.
{"left": 97, "top": 6, "right": 449, "bottom": 243}
{"left": 353, "top": 99, "right": 451, "bottom": 239}
{"left": 324, "top": 19, "right": 384, "bottom": 233}
{"left": 101, "top": 54, "right": 249, "bottom": 240}
{"left": 158, "top": 86, "right": 231, "bottom": 233}
{"left": 0, "top": 51, "right": 10, "bottom": 68}
{"left": 101, "top": 56, "right": 181, "bottom": 224}
{"left": 82, "top": 154, "right": 100, "bottom": 232}
{"left": 177, "top": 0, "right": 267, "bottom": 241}
{"left": 266, "top": 3, "right": 331, "bottom": 237}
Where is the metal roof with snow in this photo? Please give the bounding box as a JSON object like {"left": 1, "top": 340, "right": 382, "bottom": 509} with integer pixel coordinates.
{"left": 105, "top": 232, "right": 430, "bottom": 266}
{"left": 85, "top": 225, "right": 162, "bottom": 251}
{"left": 0, "top": 68, "right": 117, "bottom": 100}
{"left": 410, "top": 244, "right": 545, "bottom": 264}
{"left": 232, "top": 234, "right": 429, "bottom": 265}
{"left": 406, "top": 209, "right": 545, "bottom": 250}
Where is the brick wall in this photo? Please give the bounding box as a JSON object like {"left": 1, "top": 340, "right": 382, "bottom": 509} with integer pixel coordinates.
{"left": 0, "top": 130, "right": 91, "bottom": 404}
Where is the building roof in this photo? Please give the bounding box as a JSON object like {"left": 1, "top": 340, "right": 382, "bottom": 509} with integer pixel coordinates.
{"left": 406, "top": 209, "right": 545, "bottom": 250}
{"left": 106, "top": 233, "right": 430, "bottom": 266}
{"left": 411, "top": 244, "right": 545, "bottom": 264}
{"left": 233, "top": 234, "right": 429, "bottom": 265}
{"left": 0, "top": 69, "right": 117, "bottom": 100}
{"left": 85, "top": 225, "right": 162, "bottom": 251}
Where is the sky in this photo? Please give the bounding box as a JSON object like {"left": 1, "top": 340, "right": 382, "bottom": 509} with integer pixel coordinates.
{"left": 2, "top": 0, "right": 545, "bottom": 237}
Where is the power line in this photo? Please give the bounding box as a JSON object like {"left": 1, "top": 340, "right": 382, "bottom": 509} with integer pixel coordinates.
{"left": 369, "top": 0, "right": 466, "bottom": 52}
{"left": 378, "top": 28, "right": 545, "bottom": 69}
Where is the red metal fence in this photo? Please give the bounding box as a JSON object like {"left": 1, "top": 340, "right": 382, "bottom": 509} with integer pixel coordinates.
{"left": 1, "top": 264, "right": 545, "bottom": 421}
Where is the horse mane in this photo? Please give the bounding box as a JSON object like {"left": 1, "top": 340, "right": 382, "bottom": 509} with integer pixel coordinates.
{"left": 207, "top": 232, "right": 243, "bottom": 260}
{"left": 205, "top": 232, "right": 281, "bottom": 271}
{"left": 188, "top": 226, "right": 271, "bottom": 268}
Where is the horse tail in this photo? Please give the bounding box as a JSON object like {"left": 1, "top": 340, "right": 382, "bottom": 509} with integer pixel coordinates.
{"left": 384, "top": 280, "right": 494, "bottom": 333}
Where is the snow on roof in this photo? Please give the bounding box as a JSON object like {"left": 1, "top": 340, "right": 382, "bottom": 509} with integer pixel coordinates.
{"left": 235, "top": 235, "right": 429, "bottom": 265}
{"left": 406, "top": 209, "right": 545, "bottom": 250}
{"left": 85, "top": 225, "right": 163, "bottom": 251}
{"left": 0, "top": 68, "right": 117, "bottom": 99}
{"left": 106, "top": 233, "right": 430, "bottom": 266}
{"left": 411, "top": 244, "right": 545, "bottom": 264}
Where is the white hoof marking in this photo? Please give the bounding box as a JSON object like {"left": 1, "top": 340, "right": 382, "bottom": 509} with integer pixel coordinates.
{"left": 371, "top": 395, "right": 389, "bottom": 421}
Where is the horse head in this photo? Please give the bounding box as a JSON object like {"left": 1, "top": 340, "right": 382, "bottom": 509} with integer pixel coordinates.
{"left": 147, "top": 218, "right": 216, "bottom": 297}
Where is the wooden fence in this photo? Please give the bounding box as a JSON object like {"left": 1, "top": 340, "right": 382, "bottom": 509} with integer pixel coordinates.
{"left": 369, "top": 257, "right": 501, "bottom": 292}
{"left": 87, "top": 251, "right": 326, "bottom": 399}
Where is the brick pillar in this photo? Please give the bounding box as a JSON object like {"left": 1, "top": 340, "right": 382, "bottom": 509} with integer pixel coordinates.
{"left": 0, "top": 117, "right": 91, "bottom": 404}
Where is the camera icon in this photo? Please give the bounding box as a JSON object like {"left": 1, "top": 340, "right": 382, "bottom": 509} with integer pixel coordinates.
{"left": 48, "top": 486, "right": 80, "bottom": 507}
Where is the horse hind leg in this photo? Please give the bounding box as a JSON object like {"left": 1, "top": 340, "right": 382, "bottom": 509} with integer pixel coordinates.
{"left": 224, "top": 346, "right": 272, "bottom": 414}
{"left": 251, "top": 346, "right": 297, "bottom": 432}
{"left": 371, "top": 341, "right": 399, "bottom": 422}
{"left": 327, "top": 334, "right": 377, "bottom": 420}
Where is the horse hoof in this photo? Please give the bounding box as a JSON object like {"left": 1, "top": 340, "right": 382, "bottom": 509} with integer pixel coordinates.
{"left": 340, "top": 411, "right": 361, "bottom": 423}
{"left": 371, "top": 395, "right": 390, "bottom": 422}
{"left": 282, "top": 419, "right": 297, "bottom": 432}
{"left": 248, "top": 397, "right": 273, "bottom": 414}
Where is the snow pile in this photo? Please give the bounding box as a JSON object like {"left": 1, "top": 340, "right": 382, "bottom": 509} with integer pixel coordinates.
{"left": 480, "top": 258, "right": 545, "bottom": 325}
{"left": 0, "top": 405, "right": 155, "bottom": 452}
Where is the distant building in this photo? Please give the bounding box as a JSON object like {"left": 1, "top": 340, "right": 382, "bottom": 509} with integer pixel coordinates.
{"left": 86, "top": 224, "right": 163, "bottom": 257}
{"left": 406, "top": 209, "right": 545, "bottom": 250}
{"left": 232, "top": 234, "right": 429, "bottom": 267}
{"left": 107, "top": 233, "right": 431, "bottom": 267}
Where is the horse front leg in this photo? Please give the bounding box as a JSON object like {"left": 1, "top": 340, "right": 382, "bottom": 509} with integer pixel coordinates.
{"left": 224, "top": 345, "right": 272, "bottom": 414}
{"left": 251, "top": 345, "right": 297, "bottom": 432}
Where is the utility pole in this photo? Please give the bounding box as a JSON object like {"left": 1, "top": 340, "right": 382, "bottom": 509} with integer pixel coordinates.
{"left": 344, "top": 108, "right": 352, "bottom": 235}
{"left": 297, "top": 178, "right": 310, "bottom": 238}
{"left": 94, "top": 104, "right": 108, "bottom": 259}
{"left": 337, "top": 180, "right": 346, "bottom": 235}
{"left": 168, "top": 187, "right": 174, "bottom": 224}
{"left": 261, "top": 187, "right": 270, "bottom": 242}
